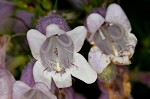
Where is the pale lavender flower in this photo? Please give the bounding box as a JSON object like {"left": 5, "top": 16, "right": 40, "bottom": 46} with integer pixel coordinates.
{"left": 0, "top": 1, "right": 33, "bottom": 33}
{"left": 12, "top": 81, "right": 57, "bottom": 99}
{"left": 0, "top": 1, "right": 14, "bottom": 32}
{"left": 86, "top": 4, "right": 137, "bottom": 75}
{"left": 20, "top": 60, "right": 36, "bottom": 87}
{"left": 13, "top": 10, "right": 33, "bottom": 33}
{"left": 27, "top": 15, "right": 97, "bottom": 89}
{"left": 0, "top": 35, "right": 15, "bottom": 99}
{"left": 0, "top": 67, "right": 15, "bottom": 99}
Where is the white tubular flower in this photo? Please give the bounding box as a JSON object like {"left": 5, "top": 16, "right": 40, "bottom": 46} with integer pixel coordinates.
{"left": 12, "top": 81, "right": 57, "bottom": 99}
{"left": 86, "top": 4, "right": 137, "bottom": 74}
{"left": 27, "top": 23, "right": 97, "bottom": 89}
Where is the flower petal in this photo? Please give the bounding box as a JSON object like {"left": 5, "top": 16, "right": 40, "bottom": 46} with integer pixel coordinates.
{"left": 105, "top": 4, "right": 131, "bottom": 33}
{"left": 33, "top": 61, "right": 52, "bottom": 89}
{"left": 52, "top": 72, "right": 72, "bottom": 88}
{"left": 46, "top": 24, "right": 65, "bottom": 37}
{"left": 12, "top": 81, "right": 31, "bottom": 99}
{"left": 88, "top": 46, "right": 111, "bottom": 74}
{"left": 124, "top": 33, "right": 137, "bottom": 58}
{"left": 33, "top": 83, "right": 57, "bottom": 99}
{"left": 110, "top": 55, "right": 131, "bottom": 65}
{"left": 20, "top": 60, "right": 35, "bottom": 87}
{"left": 0, "top": 68, "right": 15, "bottom": 99}
{"left": 127, "top": 33, "right": 137, "bottom": 48}
{"left": 86, "top": 13, "right": 105, "bottom": 42}
{"left": 71, "top": 53, "right": 97, "bottom": 84}
{"left": 27, "top": 29, "right": 46, "bottom": 60}
{"left": 21, "top": 89, "right": 51, "bottom": 99}
{"left": 66, "top": 26, "right": 87, "bottom": 52}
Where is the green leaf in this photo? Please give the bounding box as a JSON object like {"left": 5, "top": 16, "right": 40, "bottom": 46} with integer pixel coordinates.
{"left": 42, "top": 0, "right": 52, "bottom": 10}
{"left": 14, "top": 1, "right": 28, "bottom": 9}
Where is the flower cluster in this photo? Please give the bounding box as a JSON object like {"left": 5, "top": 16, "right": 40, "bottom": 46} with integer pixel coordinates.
{"left": 0, "top": 3, "right": 138, "bottom": 99}
{"left": 27, "top": 4, "right": 137, "bottom": 88}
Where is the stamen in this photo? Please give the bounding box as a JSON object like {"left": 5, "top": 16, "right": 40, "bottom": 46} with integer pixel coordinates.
{"left": 44, "top": 57, "right": 64, "bottom": 72}
{"left": 99, "top": 29, "right": 105, "bottom": 40}
{"left": 100, "top": 23, "right": 119, "bottom": 56}
{"left": 53, "top": 60, "right": 62, "bottom": 72}
{"left": 44, "top": 57, "right": 53, "bottom": 70}
{"left": 54, "top": 65, "right": 62, "bottom": 72}
{"left": 112, "top": 43, "right": 119, "bottom": 56}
